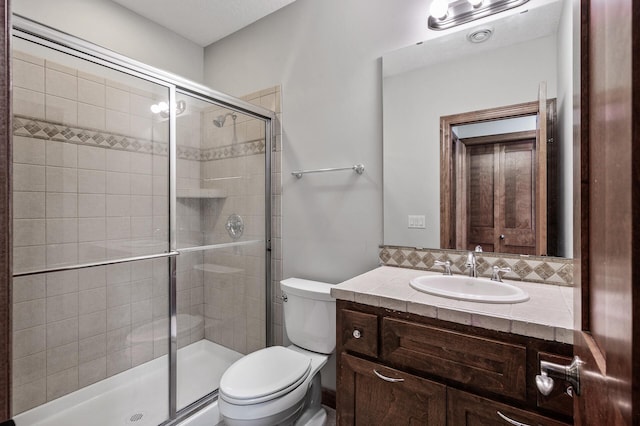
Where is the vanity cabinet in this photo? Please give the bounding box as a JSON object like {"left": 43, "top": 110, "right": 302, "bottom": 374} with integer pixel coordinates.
{"left": 336, "top": 301, "right": 573, "bottom": 425}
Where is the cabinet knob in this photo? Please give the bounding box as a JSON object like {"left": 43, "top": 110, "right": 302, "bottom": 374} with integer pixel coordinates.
{"left": 352, "top": 329, "right": 361, "bottom": 339}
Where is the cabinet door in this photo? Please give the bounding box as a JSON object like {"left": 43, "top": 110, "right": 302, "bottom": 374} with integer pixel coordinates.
{"left": 338, "top": 353, "right": 446, "bottom": 425}
{"left": 448, "top": 388, "right": 570, "bottom": 426}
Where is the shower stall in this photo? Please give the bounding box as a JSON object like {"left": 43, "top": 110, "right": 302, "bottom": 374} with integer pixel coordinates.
{"left": 10, "top": 16, "right": 276, "bottom": 425}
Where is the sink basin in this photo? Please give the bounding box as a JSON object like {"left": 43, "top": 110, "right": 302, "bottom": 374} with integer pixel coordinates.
{"left": 409, "top": 275, "right": 529, "bottom": 304}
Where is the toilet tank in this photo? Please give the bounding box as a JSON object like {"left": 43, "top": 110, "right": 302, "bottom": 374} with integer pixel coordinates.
{"left": 280, "top": 278, "right": 336, "bottom": 354}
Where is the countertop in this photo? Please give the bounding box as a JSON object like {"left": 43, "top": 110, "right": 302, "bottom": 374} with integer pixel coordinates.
{"left": 330, "top": 266, "right": 574, "bottom": 344}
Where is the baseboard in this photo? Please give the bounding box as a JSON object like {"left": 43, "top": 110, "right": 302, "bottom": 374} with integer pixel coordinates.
{"left": 321, "top": 388, "right": 336, "bottom": 409}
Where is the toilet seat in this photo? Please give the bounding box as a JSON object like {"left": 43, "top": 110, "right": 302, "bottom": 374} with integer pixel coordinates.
{"left": 219, "top": 346, "right": 311, "bottom": 405}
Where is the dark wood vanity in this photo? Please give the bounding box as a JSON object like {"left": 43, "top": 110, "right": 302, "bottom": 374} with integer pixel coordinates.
{"left": 336, "top": 300, "right": 574, "bottom": 425}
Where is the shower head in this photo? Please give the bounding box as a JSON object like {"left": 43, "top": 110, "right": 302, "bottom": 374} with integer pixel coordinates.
{"left": 213, "top": 112, "right": 237, "bottom": 128}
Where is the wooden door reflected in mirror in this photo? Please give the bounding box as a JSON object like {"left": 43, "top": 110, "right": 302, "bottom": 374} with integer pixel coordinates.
{"left": 440, "top": 93, "right": 558, "bottom": 256}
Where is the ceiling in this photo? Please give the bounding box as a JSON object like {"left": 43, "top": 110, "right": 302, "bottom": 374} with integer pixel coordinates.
{"left": 110, "top": 0, "right": 299, "bottom": 47}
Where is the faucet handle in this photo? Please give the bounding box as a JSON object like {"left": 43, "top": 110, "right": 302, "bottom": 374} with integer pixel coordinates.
{"left": 491, "top": 265, "right": 512, "bottom": 282}
{"left": 434, "top": 260, "right": 452, "bottom": 275}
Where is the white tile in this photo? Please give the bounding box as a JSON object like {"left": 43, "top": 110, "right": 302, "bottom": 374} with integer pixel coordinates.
{"left": 13, "top": 275, "right": 46, "bottom": 303}
{"left": 13, "top": 163, "right": 45, "bottom": 191}
{"left": 107, "top": 263, "right": 131, "bottom": 286}
{"left": 77, "top": 103, "right": 106, "bottom": 130}
{"left": 45, "top": 94, "right": 78, "bottom": 126}
{"left": 13, "top": 246, "right": 46, "bottom": 272}
{"left": 45, "top": 60, "right": 77, "bottom": 76}
{"left": 130, "top": 152, "right": 153, "bottom": 175}
{"left": 131, "top": 195, "right": 152, "bottom": 217}
{"left": 106, "top": 86, "right": 129, "bottom": 113}
{"left": 106, "top": 217, "right": 131, "bottom": 240}
{"left": 14, "top": 192, "right": 45, "bottom": 219}
{"left": 105, "top": 109, "right": 129, "bottom": 135}
{"left": 77, "top": 242, "right": 107, "bottom": 263}
{"left": 79, "top": 311, "right": 106, "bottom": 340}
{"left": 46, "top": 193, "right": 77, "bottom": 218}
{"left": 13, "top": 219, "right": 46, "bottom": 246}
{"left": 106, "top": 347, "right": 131, "bottom": 377}
{"left": 46, "top": 318, "right": 78, "bottom": 349}
{"left": 130, "top": 217, "right": 153, "bottom": 238}
{"left": 46, "top": 68, "right": 77, "bottom": 100}
{"left": 46, "top": 166, "right": 78, "bottom": 193}
{"left": 13, "top": 87, "right": 45, "bottom": 119}
{"left": 79, "top": 288, "right": 107, "bottom": 315}
{"left": 46, "top": 367, "right": 79, "bottom": 400}
{"left": 78, "top": 77, "right": 105, "bottom": 107}
{"left": 12, "top": 351, "right": 46, "bottom": 388}
{"left": 78, "top": 193, "right": 106, "bottom": 217}
{"left": 106, "top": 172, "right": 131, "bottom": 195}
{"left": 106, "top": 150, "right": 130, "bottom": 173}
{"left": 46, "top": 243, "right": 78, "bottom": 267}
{"left": 46, "top": 270, "right": 79, "bottom": 297}
{"left": 106, "top": 195, "right": 130, "bottom": 217}
{"left": 46, "top": 141, "right": 77, "bottom": 168}
{"left": 77, "top": 145, "right": 106, "bottom": 170}
{"left": 78, "top": 357, "right": 106, "bottom": 388}
{"left": 45, "top": 218, "right": 78, "bottom": 244}
{"left": 78, "top": 218, "right": 106, "bottom": 242}
{"left": 129, "top": 93, "right": 153, "bottom": 118}
{"left": 14, "top": 58, "right": 45, "bottom": 92}
{"left": 12, "top": 377, "right": 46, "bottom": 414}
{"left": 13, "top": 136, "right": 46, "bottom": 165}
{"left": 77, "top": 70, "right": 104, "bottom": 84}
{"left": 13, "top": 299, "right": 46, "bottom": 331}
{"left": 131, "top": 174, "right": 152, "bottom": 195}
{"left": 46, "top": 293, "right": 78, "bottom": 323}
{"left": 78, "top": 169, "right": 106, "bottom": 194}
{"left": 79, "top": 334, "right": 106, "bottom": 364}
{"left": 78, "top": 266, "right": 106, "bottom": 291}
{"left": 130, "top": 115, "right": 152, "bottom": 140}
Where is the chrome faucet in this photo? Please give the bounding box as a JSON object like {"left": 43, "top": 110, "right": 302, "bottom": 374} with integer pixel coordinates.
{"left": 466, "top": 251, "right": 477, "bottom": 278}
{"left": 466, "top": 245, "right": 483, "bottom": 278}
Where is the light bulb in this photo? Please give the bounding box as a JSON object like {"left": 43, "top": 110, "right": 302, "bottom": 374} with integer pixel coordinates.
{"left": 150, "top": 103, "right": 161, "bottom": 114}
{"left": 430, "top": 0, "right": 449, "bottom": 20}
{"left": 468, "top": 0, "right": 483, "bottom": 6}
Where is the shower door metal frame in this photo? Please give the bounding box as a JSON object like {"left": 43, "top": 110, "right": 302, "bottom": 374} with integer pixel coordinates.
{"left": 11, "top": 15, "right": 275, "bottom": 424}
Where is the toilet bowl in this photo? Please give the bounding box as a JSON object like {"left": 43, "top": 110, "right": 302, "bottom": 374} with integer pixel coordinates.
{"left": 218, "top": 278, "right": 336, "bottom": 426}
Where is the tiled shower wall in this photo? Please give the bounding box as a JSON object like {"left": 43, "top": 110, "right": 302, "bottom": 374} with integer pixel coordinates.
{"left": 11, "top": 51, "right": 283, "bottom": 413}
{"left": 11, "top": 50, "right": 179, "bottom": 414}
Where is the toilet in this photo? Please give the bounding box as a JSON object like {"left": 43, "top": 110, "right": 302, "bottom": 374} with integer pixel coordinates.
{"left": 218, "top": 278, "right": 336, "bottom": 426}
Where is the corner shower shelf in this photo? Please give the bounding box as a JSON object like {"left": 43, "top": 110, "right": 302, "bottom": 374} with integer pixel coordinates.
{"left": 177, "top": 188, "right": 227, "bottom": 199}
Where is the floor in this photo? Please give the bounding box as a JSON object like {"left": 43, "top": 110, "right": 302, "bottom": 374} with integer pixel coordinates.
{"left": 324, "top": 406, "right": 336, "bottom": 426}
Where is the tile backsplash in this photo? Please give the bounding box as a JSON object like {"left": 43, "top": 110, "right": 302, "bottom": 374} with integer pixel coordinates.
{"left": 379, "top": 245, "right": 574, "bottom": 286}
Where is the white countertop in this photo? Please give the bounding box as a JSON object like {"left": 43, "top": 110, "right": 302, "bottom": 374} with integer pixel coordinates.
{"left": 331, "top": 266, "right": 574, "bottom": 344}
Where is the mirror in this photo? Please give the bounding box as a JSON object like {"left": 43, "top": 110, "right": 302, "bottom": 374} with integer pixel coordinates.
{"left": 382, "top": 0, "right": 574, "bottom": 257}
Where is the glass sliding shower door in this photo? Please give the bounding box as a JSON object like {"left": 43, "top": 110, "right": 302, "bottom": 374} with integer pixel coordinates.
{"left": 11, "top": 35, "right": 174, "bottom": 425}
{"left": 174, "top": 92, "right": 268, "bottom": 410}
{"left": 10, "top": 16, "right": 273, "bottom": 426}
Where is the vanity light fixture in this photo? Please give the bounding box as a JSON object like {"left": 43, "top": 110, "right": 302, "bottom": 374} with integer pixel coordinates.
{"left": 428, "top": 0, "right": 529, "bottom": 31}
{"left": 150, "top": 99, "right": 186, "bottom": 118}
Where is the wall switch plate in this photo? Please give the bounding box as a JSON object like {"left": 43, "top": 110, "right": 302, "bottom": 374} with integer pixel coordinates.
{"left": 408, "top": 215, "right": 426, "bottom": 229}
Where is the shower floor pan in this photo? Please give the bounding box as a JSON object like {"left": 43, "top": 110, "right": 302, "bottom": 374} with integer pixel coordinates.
{"left": 14, "top": 340, "right": 242, "bottom": 426}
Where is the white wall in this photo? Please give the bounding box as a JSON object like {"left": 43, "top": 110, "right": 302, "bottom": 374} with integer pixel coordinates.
{"left": 203, "top": 0, "right": 433, "bottom": 284}
{"left": 383, "top": 35, "right": 558, "bottom": 248}
{"left": 13, "top": 0, "right": 204, "bottom": 82}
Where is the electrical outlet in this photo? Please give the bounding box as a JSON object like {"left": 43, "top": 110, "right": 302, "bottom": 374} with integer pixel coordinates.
{"left": 408, "top": 215, "right": 426, "bottom": 229}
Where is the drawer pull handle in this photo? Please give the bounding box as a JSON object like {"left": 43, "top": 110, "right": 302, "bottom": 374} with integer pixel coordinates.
{"left": 496, "top": 411, "right": 531, "bottom": 426}
{"left": 352, "top": 329, "right": 361, "bottom": 339}
{"left": 373, "top": 369, "right": 405, "bottom": 383}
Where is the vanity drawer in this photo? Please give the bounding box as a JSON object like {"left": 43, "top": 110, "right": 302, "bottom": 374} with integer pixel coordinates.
{"left": 381, "top": 317, "right": 527, "bottom": 400}
{"left": 340, "top": 309, "right": 378, "bottom": 358}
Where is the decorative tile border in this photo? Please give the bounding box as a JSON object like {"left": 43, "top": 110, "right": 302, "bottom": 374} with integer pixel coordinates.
{"left": 379, "top": 245, "right": 574, "bottom": 286}
{"left": 13, "top": 115, "right": 265, "bottom": 161}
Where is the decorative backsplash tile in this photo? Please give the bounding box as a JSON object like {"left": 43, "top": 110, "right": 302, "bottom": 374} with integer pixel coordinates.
{"left": 379, "top": 245, "right": 574, "bottom": 286}
{"left": 14, "top": 115, "right": 266, "bottom": 161}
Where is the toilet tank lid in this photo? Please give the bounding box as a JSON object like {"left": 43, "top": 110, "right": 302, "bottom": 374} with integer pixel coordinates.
{"left": 280, "top": 278, "right": 335, "bottom": 301}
